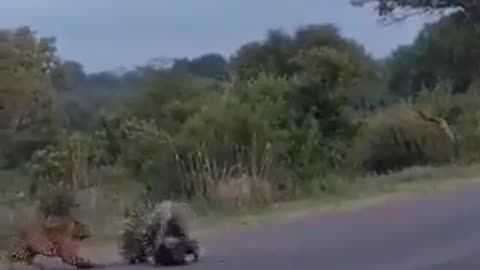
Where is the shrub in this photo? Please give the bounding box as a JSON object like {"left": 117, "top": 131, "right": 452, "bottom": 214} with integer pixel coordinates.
{"left": 38, "top": 186, "right": 76, "bottom": 218}
{"left": 348, "top": 104, "right": 456, "bottom": 174}
{"left": 413, "top": 86, "right": 480, "bottom": 164}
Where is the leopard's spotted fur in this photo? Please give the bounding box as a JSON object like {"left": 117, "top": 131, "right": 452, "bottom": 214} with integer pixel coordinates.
{"left": 7, "top": 217, "right": 96, "bottom": 269}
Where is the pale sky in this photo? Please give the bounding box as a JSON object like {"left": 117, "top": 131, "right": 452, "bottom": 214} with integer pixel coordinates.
{"left": 0, "top": 0, "right": 430, "bottom": 73}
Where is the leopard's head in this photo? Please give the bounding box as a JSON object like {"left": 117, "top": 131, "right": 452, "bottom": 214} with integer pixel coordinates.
{"left": 71, "top": 220, "right": 91, "bottom": 241}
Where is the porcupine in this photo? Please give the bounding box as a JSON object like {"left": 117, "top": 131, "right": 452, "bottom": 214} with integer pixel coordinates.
{"left": 119, "top": 199, "right": 202, "bottom": 265}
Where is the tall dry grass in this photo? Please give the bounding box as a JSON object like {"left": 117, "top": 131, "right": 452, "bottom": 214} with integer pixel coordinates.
{"left": 173, "top": 137, "right": 288, "bottom": 209}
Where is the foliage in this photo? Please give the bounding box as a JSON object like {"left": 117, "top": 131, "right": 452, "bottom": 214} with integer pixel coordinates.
{"left": 414, "top": 86, "right": 480, "bottom": 164}
{"left": 38, "top": 185, "right": 76, "bottom": 218}
{"left": 92, "top": 116, "right": 184, "bottom": 197}
{"left": 27, "top": 132, "right": 105, "bottom": 189}
{"left": 109, "top": 117, "right": 171, "bottom": 175}
{"left": 231, "top": 24, "right": 376, "bottom": 81}
{"left": 385, "top": 13, "right": 480, "bottom": 97}
{"left": 5, "top": 15, "right": 480, "bottom": 211}
{"left": 348, "top": 104, "right": 456, "bottom": 173}
{"left": 130, "top": 75, "right": 289, "bottom": 200}
{"left": 125, "top": 70, "right": 220, "bottom": 134}
{"left": 0, "top": 26, "right": 60, "bottom": 167}
{"left": 350, "top": 0, "right": 480, "bottom": 24}
{"left": 172, "top": 53, "right": 229, "bottom": 80}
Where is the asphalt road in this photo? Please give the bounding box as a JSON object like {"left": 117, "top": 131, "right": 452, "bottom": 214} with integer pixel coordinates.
{"left": 24, "top": 183, "right": 480, "bottom": 270}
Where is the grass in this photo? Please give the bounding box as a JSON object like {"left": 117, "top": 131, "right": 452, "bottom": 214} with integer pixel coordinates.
{"left": 189, "top": 163, "right": 480, "bottom": 239}
{"left": 2, "top": 163, "right": 480, "bottom": 255}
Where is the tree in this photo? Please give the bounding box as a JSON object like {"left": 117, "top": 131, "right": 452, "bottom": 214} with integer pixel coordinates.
{"left": 51, "top": 60, "right": 86, "bottom": 91}
{"left": 0, "top": 26, "right": 60, "bottom": 166}
{"left": 230, "top": 24, "right": 375, "bottom": 82}
{"left": 229, "top": 41, "right": 266, "bottom": 80}
{"left": 227, "top": 25, "right": 379, "bottom": 178}
{"left": 385, "top": 13, "right": 480, "bottom": 96}
{"left": 180, "top": 53, "right": 229, "bottom": 80}
{"left": 0, "top": 26, "right": 58, "bottom": 134}
{"left": 351, "top": 0, "right": 480, "bottom": 24}
{"left": 127, "top": 70, "right": 218, "bottom": 134}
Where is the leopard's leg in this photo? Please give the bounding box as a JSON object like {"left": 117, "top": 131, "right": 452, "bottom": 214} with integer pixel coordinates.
{"left": 57, "top": 239, "right": 97, "bottom": 269}
{"left": 8, "top": 241, "right": 29, "bottom": 262}
{"left": 7, "top": 243, "right": 45, "bottom": 270}
{"left": 25, "top": 231, "right": 57, "bottom": 258}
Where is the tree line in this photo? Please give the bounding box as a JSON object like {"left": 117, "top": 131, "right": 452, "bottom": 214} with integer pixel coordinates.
{"left": 2, "top": 0, "right": 480, "bottom": 208}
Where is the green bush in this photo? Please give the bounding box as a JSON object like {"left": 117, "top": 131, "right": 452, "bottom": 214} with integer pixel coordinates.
{"left": 38, "top": 186, "right": 76, "bottom": 218}
{"left": 413, "top": 86, "right": 480, "bottom": 164}
{"left": 27, "top": 132, "right": 104, "bottom": 187}
{"left": 348, "top": 104, "right": 456, "bottom": 174}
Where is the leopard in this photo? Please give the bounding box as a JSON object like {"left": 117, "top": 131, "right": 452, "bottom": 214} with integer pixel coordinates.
{"left": 6, "top": 217, "right": 98, "bottom": 269}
